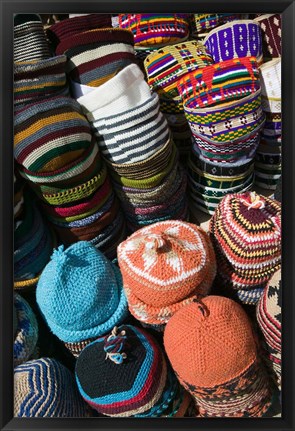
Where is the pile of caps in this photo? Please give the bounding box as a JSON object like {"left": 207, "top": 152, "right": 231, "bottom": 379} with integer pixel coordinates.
{"left": 13, "top": 12, "right": 282, "bottom": 419}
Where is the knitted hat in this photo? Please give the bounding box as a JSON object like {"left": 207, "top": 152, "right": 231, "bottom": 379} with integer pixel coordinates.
{"left": 14, "top": 293, "right": 39, "bottom": 367}
{"left": 203, "top": 20, "right": 263, "bottom": 64}
{"left": 14, "top": 96, "right": 93, "bottom": 175}
{"left": 117, "top": 220, "right": 216, "bottom": 326}
{"left": 14, "top": 189, "right": 54, "bottom": 286}
{"left": 256, "top": 269, "right": 281, "bottom": 389}
{"left": 46, "top": 14, "right": 112, "bottom": 48}
{"left": 75, "top": 324, "right": 191, "bottom": 417}
{"left": 118, "top": 14, "right": 190, "bottom": 47}
{"left": 259, "top": 58, "right": 281, "bottom": 113}
{"left": 254, "top": 14, "right": 281, "bottom": 58}
{"left": 14, "top": 14, "right": 52, "bottom": 63}
{"left": 164, "top": 296, "right": 273, "bottom": 417}
{"left": 209, "top": 191, "right": 281, "bottom": 301}
{"left": 144, "top": 40, "right": 213, "bottom": 98}
{"left": 36, "top": 241, "right": 129, "bottom": 343}
{"left": 53, "top": 27, "right": 135, "bottom": 87}
{"left": 14, "top": 358, "right": 88, "bottom": 417}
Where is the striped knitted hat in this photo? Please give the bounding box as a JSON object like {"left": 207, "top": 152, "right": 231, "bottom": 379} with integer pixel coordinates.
{"left": 75, "top": 324, "right": 191, "bottom": 417}
{"left": 77, "top": 64, "right": 169, "bottom": 165}
{"left": 14, "top": 55, "right": 69, "bottom": 107}
{"left": 14, "top": 96, "right": 93, "bottom": 176}
{"left": 118, "top": 14, "right": 190, "bottom": 47}
{"left": 46, "top": 14, "right": 112, "bottom": 48}
{"left": 256, "top": 268, "right": 281, "bottom": 390}
{"left": 164, "top": 296, "right": 273, "bottom": 417}
{"left": 14, "top": 293, "right": 39, "bottom": 367}
{"left": 14, "top": 14, "right": 52, "bottom": 63}
{"left": 209, "top": 191, "right": 281, "bottom": 303}
{"left": 14, "top": 189, "right": 54, "bottom": 288}
{"left": 53, "top": 27, "right": 135, "bottom": 87}
{"left": 144, "top": 40, "right": 213, "bottom": 98}
{"left": 203, "top": 20, "right": 263, "bottom": 64}
{"left": 36, "top": 241, "right": 129, "bottom": 344}
{"left": 14, "top": 358, "right": 88, "bottom": 417}
{"left": 117, "top": 220, "right": 216, "bottom": 327}
{"left": 254, "top": 14, "right": 281, "bottom": 58}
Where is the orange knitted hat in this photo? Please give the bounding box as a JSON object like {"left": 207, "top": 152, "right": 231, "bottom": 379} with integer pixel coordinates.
{"left": 117, "top": 220, "right": 216, "bottom": 326}
{"left": 164, "top": 296, "right": 273, "bottom": 417}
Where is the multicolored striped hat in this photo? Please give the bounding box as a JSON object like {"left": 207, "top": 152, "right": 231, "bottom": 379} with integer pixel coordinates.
{"left": 203, "top": 20, "right": 263, "bottom": 64}
{"left": 254, "top": 14, "right": 281, "bottom": 58}
{"left": 53, "top": 27, "right": 135, "bottom": 87}
{"left": 209, "top": 191, "right": 281, "bottom": 302}
{"left": 14, "top": 358, "right": 88, "bottom": 417}
{"left": 144, "top": 40, "right": 213, "bottom": 98}
{"left": 36, "top": 241, "right": 129, "bottom": 344}
{"left": 14, "top": 293, "right": 39, "bottom": 367}
{"left": 14, "top": 14, "right": 52, "bottom": 63}
{"left": 164, "top": 296, "right": 273, "bottom": 417}
{"left": 256, "top": 268, "right": 281, "bottom": 390}
{"left": 14, "top": 55, "right": 69, "bottom": 107}
{"left": 117, "top": 220, "right": 216, "bottom": 327}
{"left": 118, "top": 14, "right": 190, "bottom": 47}
{"left": 75, "top": 324, "right": 191, "bottom": 417}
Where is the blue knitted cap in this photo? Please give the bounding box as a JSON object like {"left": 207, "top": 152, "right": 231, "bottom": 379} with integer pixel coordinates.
{"left": 36, "top": 241, "right": 128, "bottom": 343}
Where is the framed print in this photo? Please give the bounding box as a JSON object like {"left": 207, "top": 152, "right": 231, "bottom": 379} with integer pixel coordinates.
{"left": 0, "top": 1, "right": 294, "bottom": 430}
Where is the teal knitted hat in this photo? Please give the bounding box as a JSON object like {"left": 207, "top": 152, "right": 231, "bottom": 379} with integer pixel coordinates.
{"left": 36, "top": 241, "right": 129, "bottom": 343}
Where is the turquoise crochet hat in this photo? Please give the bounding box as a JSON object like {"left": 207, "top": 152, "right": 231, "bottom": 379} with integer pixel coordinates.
{"left": 36, "top": 241, "right": 128, "bottom": 343}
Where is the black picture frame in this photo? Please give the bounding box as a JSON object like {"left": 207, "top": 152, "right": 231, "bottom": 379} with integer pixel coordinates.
{"left": 1, "top": 1, "right": 294, "bottom": 430}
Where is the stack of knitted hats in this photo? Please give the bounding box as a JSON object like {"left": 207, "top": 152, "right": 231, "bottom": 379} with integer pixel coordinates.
{"left": 256, "top": 269, "right": 281, "bottom": 390}
{"left": 14, "top": 188, "right": 55, "bottom": 292}
{"left": 36, "top": 241, "right": 129, "bottom": 357}
{"left": 14, "top": 293, "right": 39, "bottom": 367}
{"left": 77, "top": 63, "right": 188, "bottom": 232}
{"left": 177, "top": 56, "right": 264, "bottom": 215}
{"left": 14, "top": 357, "right": 89, "bottom": 417}
{"left": 75, "top": 324, "right": 194, "bottom": 417}
{"left": 117, "top": 220, "right": 216, "bottom": 330}
{"left": 209, "top": 191, "right": 281, "bottom": 304}
{"left": 254, "top": 58, "right": 281, "bottom": 190}
{"left": 164, "top": 296, "right": 273, "bottom": 417}
{"left": 46, "top": 14, "right": 136, "bottom": 91}
{"left": 118, "top": 14, "right": 191, "bottom": 66}
{"left": 144, "top": 40, "right": 213, "bottom": 159}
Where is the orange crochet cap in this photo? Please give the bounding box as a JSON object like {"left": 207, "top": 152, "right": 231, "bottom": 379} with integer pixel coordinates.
{"left": 164, "top": 296, "right": 273, "bottom": 417}
{"left": 117, "top": 220, "right": 216, "bottom": 326}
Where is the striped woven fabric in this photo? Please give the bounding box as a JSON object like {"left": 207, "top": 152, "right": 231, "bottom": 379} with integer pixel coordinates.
{"left": 209, "top": 191, "right": 281, "bottom": 301}
{"left": 204, "top": 20, "right": 263, "bottom": 64}
{"left": 118, "top": 14, "right": 190, "bottom": 47}
{"left": 256, "top": 269, "right": 281, "bottom": 389}
{"left": 14, "top": 358, "right": 88, "bottom": 417}
{"left": 144, "top": 40, "right": 213, "bottom": 98}
{"left": 14, "top": 293, "right": 39, "bottom": 367}
{"left": 14, "top": 55, "right": 69, "bottom": 107}
{"left": 52, "top": 28, "right": 136, "bottom": 87}
{"left": 14, "top": 17, "right": 52, "bottom": 63}
{"left": 194, "top": 13, "right": 243, "bottom": 33}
